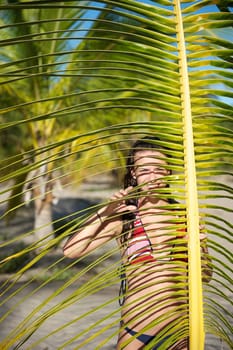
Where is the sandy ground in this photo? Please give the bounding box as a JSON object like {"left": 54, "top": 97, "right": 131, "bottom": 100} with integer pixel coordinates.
{"left": 0, "top": 175, "right": 232, "bottom": 349}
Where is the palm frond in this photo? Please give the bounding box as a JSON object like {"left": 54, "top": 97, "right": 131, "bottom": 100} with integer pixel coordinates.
{"left": 0, "top": 1, "right": 232, "bottom": 349}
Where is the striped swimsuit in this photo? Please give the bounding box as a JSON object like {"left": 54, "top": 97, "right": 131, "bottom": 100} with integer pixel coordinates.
{"left": 126, "top": 212, "right": 155, "bottom": 264}
{"left": 119, "top": 212, "right": 187, "bottom": 304}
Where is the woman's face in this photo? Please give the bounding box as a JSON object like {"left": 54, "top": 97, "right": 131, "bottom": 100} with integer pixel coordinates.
{"left": 132, "top": 149, "right": 169, "bottom": 193}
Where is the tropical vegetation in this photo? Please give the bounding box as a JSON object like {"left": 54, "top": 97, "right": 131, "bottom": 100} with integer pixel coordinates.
{"left": 0, "top": 1, "right": 232, "bottom": 349}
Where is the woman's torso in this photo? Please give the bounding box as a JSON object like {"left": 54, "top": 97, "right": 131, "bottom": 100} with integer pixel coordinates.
{"left": 117, "top": 209, "right": 188, "bottom": 334}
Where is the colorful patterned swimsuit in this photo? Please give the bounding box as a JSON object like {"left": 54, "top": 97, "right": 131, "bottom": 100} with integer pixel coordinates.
{"left": 126, "top": 212, "right": 155, "bottom": 264}
{"left": 119, "top": 212, "right": 187, "bottom": 305}
{"left": 126, "top": 211, "right": 186, "bottom": 264}
{"left": 119, "top": 212, "right": 155, "bottom": 306}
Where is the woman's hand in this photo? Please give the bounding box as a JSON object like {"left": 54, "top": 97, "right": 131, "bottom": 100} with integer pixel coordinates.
{"left": 199, "top": 223, "right": 207, "bottom": 241}
{"left": 98, "top": 186, "right": 137, "bottom": 220}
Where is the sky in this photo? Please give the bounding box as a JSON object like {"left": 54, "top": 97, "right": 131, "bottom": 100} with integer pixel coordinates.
{"left": 71, "top": 1, "right": 232, "bottom": 105}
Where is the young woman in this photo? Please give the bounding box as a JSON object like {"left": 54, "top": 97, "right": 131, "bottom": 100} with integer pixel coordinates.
{"left": 63, "top": 137, "right": 209, "bottom": 350}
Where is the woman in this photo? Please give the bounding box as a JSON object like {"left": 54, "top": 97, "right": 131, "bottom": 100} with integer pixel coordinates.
{"left": 63, "top": 137, "right": 209, "bottom": 349}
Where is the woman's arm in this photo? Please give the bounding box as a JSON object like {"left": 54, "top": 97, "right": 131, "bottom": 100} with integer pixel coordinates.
{"left": 63, "top": 186, "right": 136, "bottom": 258}
{"left": 63, "top": 206, "right": 122, "bottom": 258}
{"left": 200, "top": 238, "right": 213, "bottom": 283}
{"left": 200, "top": 223, "right": 213, "bottom": 283}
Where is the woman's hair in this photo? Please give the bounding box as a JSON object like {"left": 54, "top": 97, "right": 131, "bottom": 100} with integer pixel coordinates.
{"left": 121, "top": 136, "right": 170, "bottom": 244}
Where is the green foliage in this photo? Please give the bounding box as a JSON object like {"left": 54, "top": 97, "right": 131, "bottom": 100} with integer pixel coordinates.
{"left": 0, "top": 1, "right": 232, "bottom": 349}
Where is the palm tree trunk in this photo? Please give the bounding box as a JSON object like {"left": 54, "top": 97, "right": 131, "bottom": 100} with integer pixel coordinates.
{"left": 32, "top": 166, "right": 54, "bottom": 251}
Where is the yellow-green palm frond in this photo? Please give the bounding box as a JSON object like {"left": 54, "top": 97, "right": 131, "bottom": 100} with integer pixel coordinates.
{"left": 0, "top": 1, "right": 232, "bottom": 349}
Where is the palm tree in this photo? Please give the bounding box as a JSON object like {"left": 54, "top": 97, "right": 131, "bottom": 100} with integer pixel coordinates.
{"left": 0, "top": 1, "right": 125, "bottom": 246}
{"left": 0, "top": 1, "right": 232, "bottom": 349}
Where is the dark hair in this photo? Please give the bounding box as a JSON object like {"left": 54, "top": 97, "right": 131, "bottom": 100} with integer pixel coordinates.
{"left": 121, "top": 136, "right": 170, "bottom": 244}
